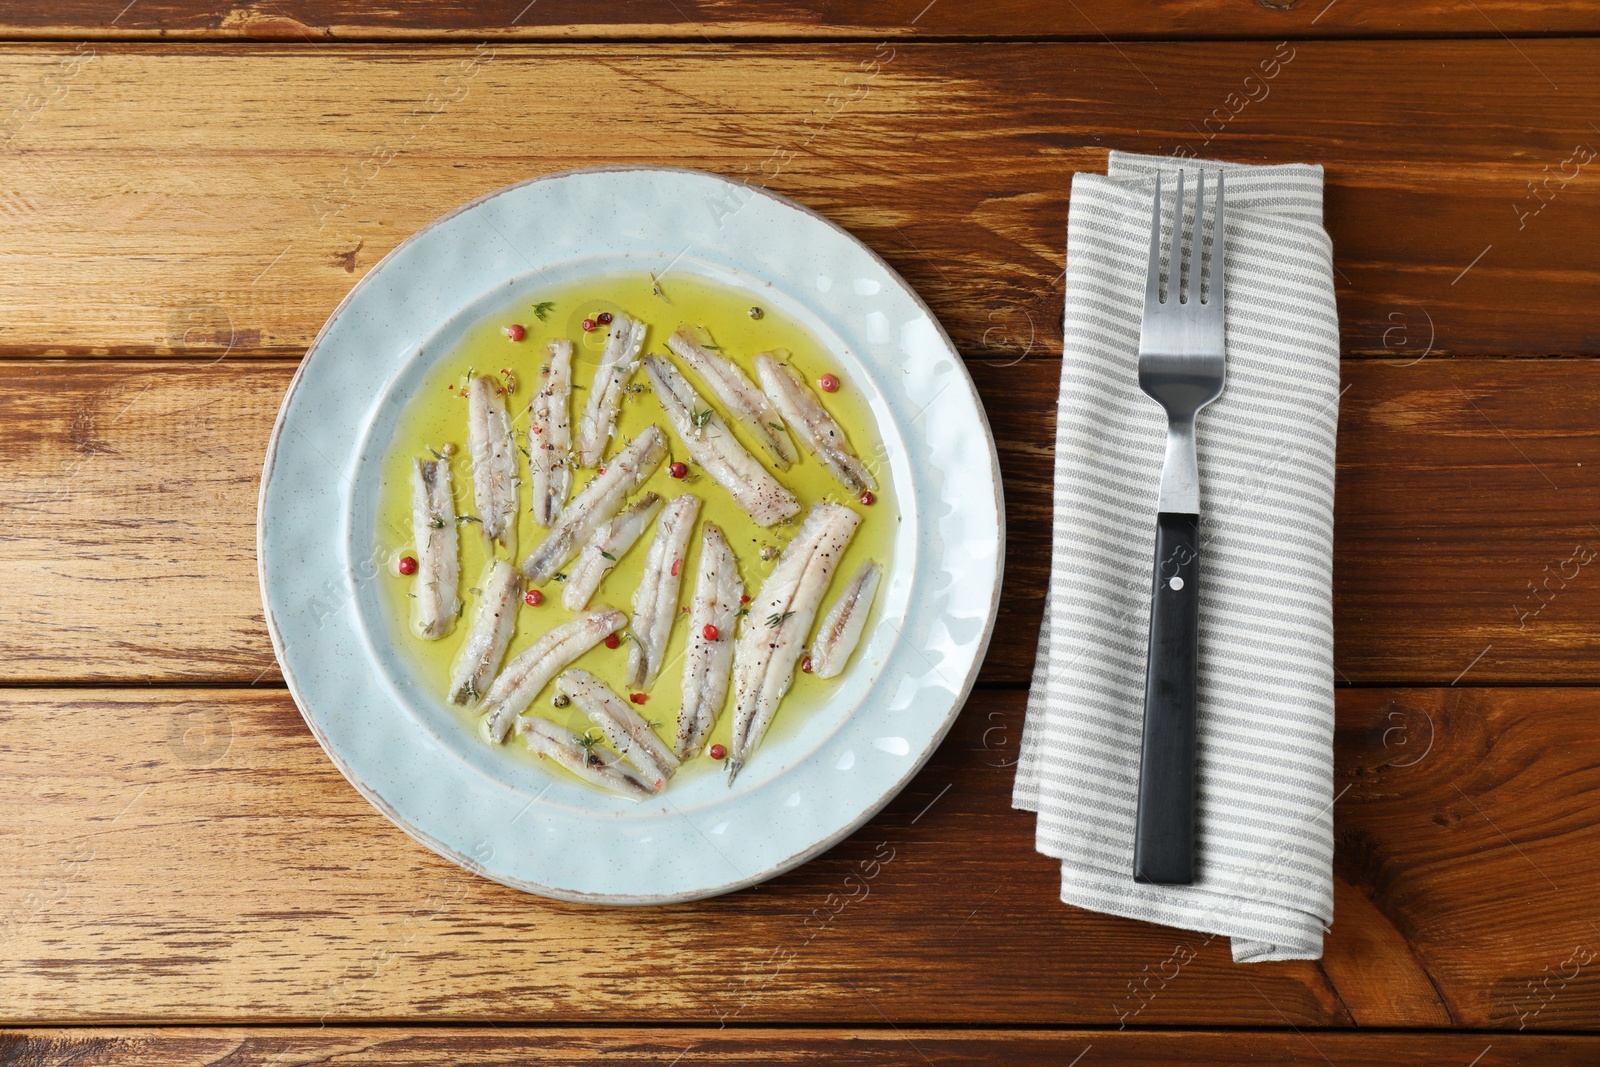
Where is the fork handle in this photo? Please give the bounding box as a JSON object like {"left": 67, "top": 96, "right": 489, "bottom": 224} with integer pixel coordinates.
{"left": 1133, "top": 511, "right": 1200, "bottom": 885}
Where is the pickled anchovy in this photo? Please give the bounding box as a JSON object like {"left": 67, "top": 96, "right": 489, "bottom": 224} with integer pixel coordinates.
{"left": 809, "top": 559, "right": 881, "bottom": 679}
{"left": 447, "top": 558, "right": 523, "bottom": 704}
{"left": 521, "top": 715, "right": 654, "bottom": 799}
{"left": 753, "top": 354, "right": 877, "bottom": 495}
{"left": 576, "top": 311, "right": 646, "bottom": 467}
{"left": 467, "top": 373, "right": 520, "bottom": 555}
{"left": 410, "top": 457, "right": 461, "bottom": 639}
{"left": 529, "top": 339, "right": 574, "bottom": 526}
{"left": 643, "top": 354, "right": 799, "bottom": 527}
{"left": 521, "top": 426, "right": 667, "bottom": 583}
{"left": 626, "top": 494, "right": 702, "bottom": 690}
{"left": 666, "top": 326, "right": 798, "bottom": 468}
{"left": 562, "top": 492, "right": 664, "bottom": 611}
{"left": 480, "top": 606, "right": 627, "bottom": 743}
{"left": 728, "top": 503, "right": 860, "bottom": 781}
{"left": 675, "top": 521, "right": 743, "bottom": 759}
{"left": 553, "top": 668, "right": 680, "bottom": 788}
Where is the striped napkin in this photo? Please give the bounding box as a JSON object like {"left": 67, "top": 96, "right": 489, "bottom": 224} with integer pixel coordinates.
{"left": 1013, "top": 151, "right": 1341, "bottom": 962}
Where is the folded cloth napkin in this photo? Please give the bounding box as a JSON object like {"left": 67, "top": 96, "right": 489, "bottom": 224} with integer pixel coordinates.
{"left": 1013, "top": 151, "right": 1341, "bottom": 962}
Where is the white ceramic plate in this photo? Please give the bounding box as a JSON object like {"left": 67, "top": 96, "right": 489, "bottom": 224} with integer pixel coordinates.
{"left": 258, "top": 167, "right": 1003, "bottom": 903}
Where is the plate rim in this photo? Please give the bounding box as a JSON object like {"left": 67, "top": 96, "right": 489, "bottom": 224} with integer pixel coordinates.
{"left": 257, "top": 165, "right": 1006, "bottom": 903}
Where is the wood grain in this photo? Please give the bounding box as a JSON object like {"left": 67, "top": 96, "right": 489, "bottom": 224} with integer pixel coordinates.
{"left": 2, "top": 684, "right": 1598, "bottom": 1027}
{"left": 2, "top": 361, "right": 282, "bottom": 682}
{"left": 0, "top": 1027, "right": 1588, "bottom": 1065}
{"left": 8, "top": 358, "right": 1600, "bottom": 687}
{"left": 0, "top": 43, "right": 1593, "bottom": 359}
{"left": 1334, "top": 687, "right": 1600, "bottom": 1031}
{"left": 0, "top": 688, "right": 1329, "bottom": 1026}
{"left": 1, "top": 0, "right": 1597, "bottom": 41}
{"left": 1329, "top": 357, "right": 1600, "bottom": 686}
{"left": 2, "top": 31, "right": 1593, "bottom": 1041}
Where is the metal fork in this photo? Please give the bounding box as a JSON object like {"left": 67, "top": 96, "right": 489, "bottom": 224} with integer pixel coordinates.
{"left": 1132, "top": 169, "right": 1226, "bottom": 886}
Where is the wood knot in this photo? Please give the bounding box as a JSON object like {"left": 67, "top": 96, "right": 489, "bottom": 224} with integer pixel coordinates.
{"left": 330, "top": 239, "right": 365, "bottom": 274}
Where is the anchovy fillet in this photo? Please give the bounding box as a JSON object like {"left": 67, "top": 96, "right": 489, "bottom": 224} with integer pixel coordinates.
{"left": 447, "top": 559, "right": 523, "bottom": 704}
{"left": 529, "top": 339, "right": 573, "bottom": 527}
{"left": 409, "top": 457, "right": 461, "bottom": 639}
{"left": 809, "top": 559, "right": 881, "bottom": 679}
{"left": 562, "top": 492, "right": 664, "bottom": 611}
{"left": 643, "top": 354, "right": 799, "bottom": 527}
{"left": 521, "top": 426, "right": 667, "bottom": 583}
{"left": 467, "top": 373, "right": 520, "bottom": 555}
{"left": 521, "top": 715, "right": 654, "bottom": 799}
{"left": 552, "top": 668, "right": 680, "bottom": 788}
{"left": 728, "top": 503, "right": 860, "bottom": 781}
{"left": 667, "top": 326, "right": 798, "bottom": 468}
{"left": 626, "top": 494, "right": 702, "bottom": 690}
{"left": 480, "top": 606, "right": 626, "bottom": 743}
{"left": 676, "top": 521, "right": 743, "bottom": 759}
{"left": 576, "top": 312, "right": 646, "bottom": 467}
{"left": 753, "top": 354, "right": 877, "bottom": 495}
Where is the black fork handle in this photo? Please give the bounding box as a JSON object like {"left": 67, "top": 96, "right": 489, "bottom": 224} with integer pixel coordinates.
{"left": 1133, "top": 511, "right": 1200, "bottom": 885}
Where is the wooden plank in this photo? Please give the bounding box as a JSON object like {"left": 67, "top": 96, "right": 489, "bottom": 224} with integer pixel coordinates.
{"left": 0, "top": 1027, "right": 1589, "bottom": 1065}
{"left": 0, "top": 688, "right": 1329, "bottom": 1026}
{"left": 1, "top": 685, "right": 1596, "bottom": 1027}
{"left": 0, "top": 43, "right": 1592, "bottom": 359}
{"left": 8, "top": 357, "right": 1600, "bottom": 687}
{"left": 1330, "top": 358, "right": 1600, "bottom": 686}
{"left": 1332, "top": 687, "right": 1600, "bottom": 1031}
{"left": 2, "top": 0, "right": 1599, "bottom": 41}
{"left": 3, "top": 361, "right": 283, "bottom": 683}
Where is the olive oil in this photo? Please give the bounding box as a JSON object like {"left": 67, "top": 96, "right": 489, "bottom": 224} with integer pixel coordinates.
{"left": 376, "top": 271, "right": 894, "bottom": 782}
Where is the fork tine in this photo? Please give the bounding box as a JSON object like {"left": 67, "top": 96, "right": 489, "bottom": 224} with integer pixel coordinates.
{"left": 1168, "top": 170, "right": 1184, "bottom": 303}
{"left": 1186, "top": 170, "right": 1205, "bottom": 307}
{"left": 1144, "top": 173, "right": 1163, "bottom": 310}
{"left": 1207, "top": 170, "right": 1226, "bottom": 309}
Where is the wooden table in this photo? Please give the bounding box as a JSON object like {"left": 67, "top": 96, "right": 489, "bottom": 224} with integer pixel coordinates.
{"left": 3, "top": 3, "right": 1599, "bottom": 1063}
